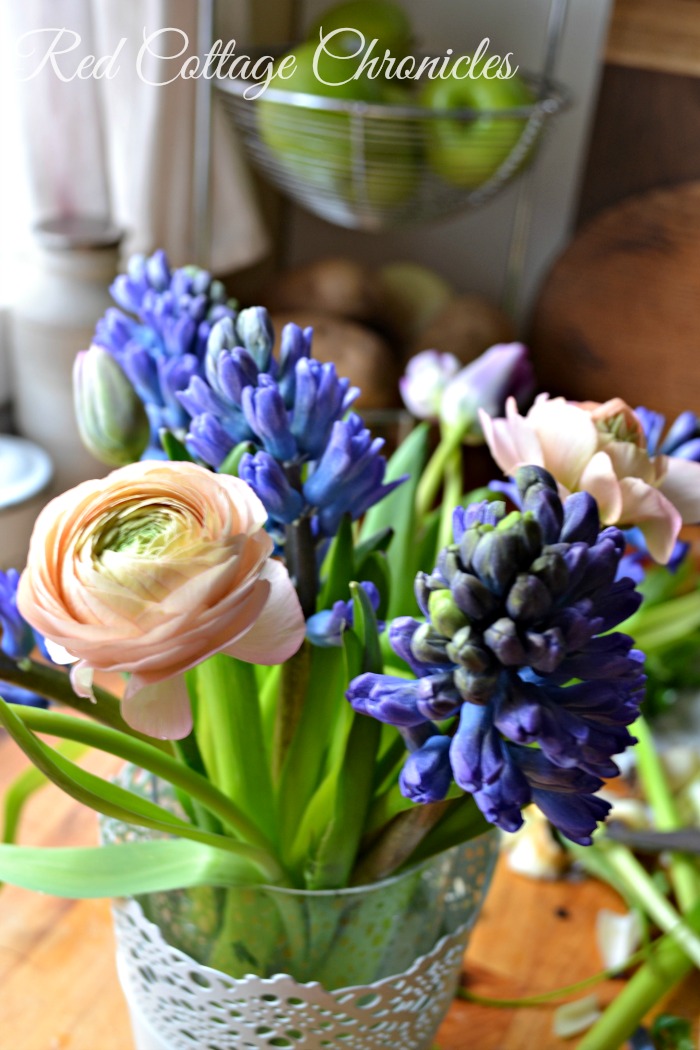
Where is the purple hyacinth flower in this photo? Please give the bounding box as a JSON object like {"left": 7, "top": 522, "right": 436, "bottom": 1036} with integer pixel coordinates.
{"left": 239, "top": 451, "right": 305, "bottom": 526}
{"left": 346, "top": 466, "right": 646, "bottom": 844}
{"left": 306, "top": 582, "right": 384, "bottom": 647}
{"left": 400, "top": 736, "right": 453, "bottom": 803}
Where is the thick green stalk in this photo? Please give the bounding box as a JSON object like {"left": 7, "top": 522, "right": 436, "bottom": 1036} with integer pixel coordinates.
{"left": 577, "top": 899, "right": 700, "bottom": 1050}
{"left": 351, "top": 800, "right": 451, "bottom": 884}
{"left": 602, "top": 843, "right": 700, "bottom": 968}
{"left": 633, "top": 715, "right": 700, "bottom": 911}
{"left": 437, "top": 448, "right": 464, "bottom": 551}
{"left": 194, "top": 655, "right": 276, "bottom": 841}
{"left": 272, "top": 641, "right": 311, "bottom": 783}
{"left": 415, "top": 421, "right": 466, "bottom": 520}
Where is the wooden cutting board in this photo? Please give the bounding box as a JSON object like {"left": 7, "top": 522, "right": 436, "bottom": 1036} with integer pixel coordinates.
{"left": 530, "top": 181, "right": 700, "bottom": 420}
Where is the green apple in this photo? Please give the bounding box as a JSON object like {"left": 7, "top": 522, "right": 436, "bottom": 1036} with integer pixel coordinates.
{"left": 420, "top": 59, "right": 535, "bottom": 189}
{"left": 342, "top": 81, "right": 419, "bottom": 208}
{"left": 259, "top": 43, "right": 418, "bottom": 209}
{"left": 307, "top": 0, "right": 413, "bottom": 60}
{"left": 258, "top": 42, "right": 384, "bottom": 193}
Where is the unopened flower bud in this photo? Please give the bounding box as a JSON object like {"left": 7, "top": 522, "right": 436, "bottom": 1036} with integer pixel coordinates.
{"left": 410, "top": 622, "right": 450, "bottom": 664}
{"left": 236, "top": 307, "right": 274, "bottom": 371}
{"left": 400, "top": 350, "right": 461, "bottom": 421}
{"left": 74, "top": 346, "right": 150, "bottom": 466}
{"left": 453, "top": 665, "right": 499, "bottom": 704}
{"left": 530, "top": 550, "right": 569, "bottom": 597}
{"left": 484, "top": 617, "right": 527, "bottom": 665}
{"left": 428, "top": 589, "right": 468, "bottom": 638}
{"left": 441, "top": 343, "right": 535, "bottom": 442}
{"left": 506, "top": 573, "right": 552, "bottom": 623}
{"left": 446, "top": 625, "right": 493, "bottom": 672}
{"left": 451, "top": 571, "right": 499, "bottom": 620}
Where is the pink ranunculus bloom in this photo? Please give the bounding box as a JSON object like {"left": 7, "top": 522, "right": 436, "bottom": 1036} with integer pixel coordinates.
{"left": 479, "top": 394, "right": 700, "bottom": 564}
{"left": 17, "top": 461, "right": 306, "bottom": 739}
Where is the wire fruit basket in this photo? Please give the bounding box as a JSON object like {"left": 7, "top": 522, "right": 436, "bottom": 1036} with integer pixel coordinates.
{"left": 216, "top": 61, "right": 568, "bottom": 231}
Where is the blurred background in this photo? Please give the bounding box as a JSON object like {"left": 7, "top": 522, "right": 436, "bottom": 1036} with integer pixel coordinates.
{"left": 1, "top": 0, "right": 698, "bottom": 564}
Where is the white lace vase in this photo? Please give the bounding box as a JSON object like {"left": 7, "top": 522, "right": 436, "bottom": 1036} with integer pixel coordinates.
{"left": 102, "top": 768, "right": 499, "bottom": 1050}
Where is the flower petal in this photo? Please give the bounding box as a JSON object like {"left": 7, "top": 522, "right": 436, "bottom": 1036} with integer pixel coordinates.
{"left": 618, "top": 477, "right": 682, "bottom": 563}
{"left": 225, "top": 559, "right": 305, "bottom": 665}
{"left": 656, "top": 456, "right": 700, "bottom": 523}
{"left": 528, "top": 398, "right": 600, "bottom": 491}
{"left": 479, "top": 397, "right": 543, "bottom": 475}
{"left": 121, "top": 673, "right": 192, "bottom": 739}
{"left": 578, "top": 451, "right": 623, "bottom": 523}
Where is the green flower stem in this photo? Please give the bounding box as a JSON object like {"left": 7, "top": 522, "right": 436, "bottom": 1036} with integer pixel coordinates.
{"left": 0, "top": 654, "right": 170, "bottom": 751}
{"left": 600, "top": 842, "right": 700, "bottom": 968}
{"left": 437, "top": 448, "right": 464, "bottom": 552}
{"left": 272, "top": 641, "right": 311, "bottom": 784}
{"left": 285, "top": 514, "right": 318, "bottom": 620}
{"left": 415, "top": 421, "right": 466, "bottom": 520}
{"left": 633, "top": 715, "right": 700, "bottom": 911}
{"left": 458, "top": 943, "right": 652, "bottom": 1008}
{"left": 193, "top": 655, "right": 277, "bottom": 844}
{"left": 14, "top": 706, "right": 275, "bottom": 854}
{"left": 351, "top": 799, "right": 452, "bottom": 885}
{"left": 576, "top": 898, "right": 700, "bottom": 1050}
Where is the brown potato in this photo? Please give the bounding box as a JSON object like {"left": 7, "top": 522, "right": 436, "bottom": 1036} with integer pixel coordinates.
{"left": 263, "top": 258, "right": 387, "bottom": 329}
{"left": 269, "top": 311, "right": 400, "bottom": 411}
{"left": 409, "top": 295, "right": 516, "bottom": 365}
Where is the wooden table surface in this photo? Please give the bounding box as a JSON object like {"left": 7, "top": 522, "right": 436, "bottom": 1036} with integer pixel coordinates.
{"left": 0, "top": 732, "right": 697, "bottom": 1050}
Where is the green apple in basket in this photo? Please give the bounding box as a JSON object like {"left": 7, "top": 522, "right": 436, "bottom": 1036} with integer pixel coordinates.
{"left": 307, "top": 0, "right": 413, "bottom": 60}
{"left": 420, "top": 58, "right": 536, "bottom": 189}
{"left": 259, "top": 42, "right": 418, "bottom": 208}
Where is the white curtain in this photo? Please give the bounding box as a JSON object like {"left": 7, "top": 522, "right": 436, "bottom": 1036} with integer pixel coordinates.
{"left": 2, "top": 0, "right": 269, "bottom": 271}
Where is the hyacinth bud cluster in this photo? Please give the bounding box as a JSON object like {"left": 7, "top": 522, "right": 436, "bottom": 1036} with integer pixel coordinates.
{"left": 347, "top": 467, "right": 646, "bottom": 845}
{"left": 92, "top": 250, "right": 237, "bottom": 455}
{"left": 178, "top": 308, "right": 401, "bottom": 541}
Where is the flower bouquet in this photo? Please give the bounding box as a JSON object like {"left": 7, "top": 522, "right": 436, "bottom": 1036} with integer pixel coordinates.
{"left": 1, "top": 251, "right": 699, "bottom": 1049}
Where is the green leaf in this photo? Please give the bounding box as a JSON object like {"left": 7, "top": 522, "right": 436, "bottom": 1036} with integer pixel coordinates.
{"left": 277, "top": 645, "right": 348, "bottom": 869}
{"left": 318, "top": 514, "right": 355, "bottom": 609}
{"left": 306, "top": 712, "right": 380, "bottom": 889}
{"left": 360, "top": 424, "right": 429, "bottom": 618}
{"left": 13, "top": 705, "right": 269, "bottom": 850}
{"left": 160, "top": 430, "right": 195, "bottom": 461}
{"left": 651, "top": 1014, "right": 694, "bottom": 1050}
{"left": 218, "top": 440, "right": 256, "bottom": 477}
{"left": 354, "top": 551, "right": 391, "bottom": 621}
{"left": 0, "top": 698, "right": 279, "bottom": 878}
{"left": 2, "top": 740, "right": 86, "bottom": 846}
{"left": 350, "top": 580, "right": 383, "bottom": 675}
{"left": 190, "top": 655, "right": 276, "bottom": 841}
{"left": 354, "top": 527, "right": 394, "bottom": 568}
{"left": 0, "top": 840, "right": 262, "bottom": 898}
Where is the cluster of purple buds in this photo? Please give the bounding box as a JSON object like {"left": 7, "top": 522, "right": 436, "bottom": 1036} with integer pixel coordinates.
{"left": 347, "top": 466, "right": 646, "bottom": 845}
{"left": 0, "top": 570, "right": 50, "bottom": 707}
{"left": 180, "top": 308, "right": 402, "bottom": 542}
{"left": 92, "top": 250, "right": 237, "bottom": 455}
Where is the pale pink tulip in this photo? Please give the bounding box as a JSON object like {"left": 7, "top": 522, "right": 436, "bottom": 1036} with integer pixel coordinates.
{"left": 479, "top": 395, "right": 700, "bottom": 564}
{"left": 399, "top": 350, "right": 461, "bottom": 420}
{"left": 18, "top": 461, "right": 305, "bottom": 739}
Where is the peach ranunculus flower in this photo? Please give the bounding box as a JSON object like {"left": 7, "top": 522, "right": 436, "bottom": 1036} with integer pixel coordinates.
{"left": 17, "top": 461, "right": 306, "bottom": 739}
{"left": 479, "top": 395, "right": 700, "bottom": 564}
